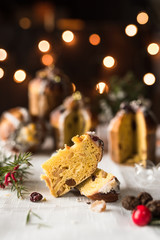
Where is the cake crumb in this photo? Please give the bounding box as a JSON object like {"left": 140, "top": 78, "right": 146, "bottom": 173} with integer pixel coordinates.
{"left": 42, "top": 197, "right": 47, "bottom": 202}
{"left": 5, "top": 194, "right": 11, "bottom": 197}
{"left": 90, "top": 200, "right": 106, "bottom": 212}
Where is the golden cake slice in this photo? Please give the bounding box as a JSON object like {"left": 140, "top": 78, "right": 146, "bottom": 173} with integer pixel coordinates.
{"left": 41, "top": 132, "right": 104, "bottom": 197}
{"left": 76, "top": 168, "right": 120, "bottom": 202}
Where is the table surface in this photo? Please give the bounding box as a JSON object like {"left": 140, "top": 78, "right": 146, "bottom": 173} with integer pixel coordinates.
{"left": 0, "top": 150, "right": 160, "bottom": 240}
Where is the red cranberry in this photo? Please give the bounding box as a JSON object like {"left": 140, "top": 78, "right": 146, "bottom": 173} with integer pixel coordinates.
{"left": 30, "top": 192, "right": 43, "bottom": 202}
{"left": 132, "top": 205, "right": 152, "bottom": 226}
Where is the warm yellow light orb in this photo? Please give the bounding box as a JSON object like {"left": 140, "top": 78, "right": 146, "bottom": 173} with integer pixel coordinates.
{"left": 72, "top": 83, "right": 76, "bottom": 92}
{"left": 0, "top": 49, "right": 7, "bottom": 61}
{"left": 41, "top": 54, "right": 54, "bottom": 66}
{"left": 143, "top": 73, "right": 156, "bottom": 86}
{"left": 125, "top": 24, "right": 138, "bottom": 37}
{"left": 103, "top": 56, "right": 115, "bottom": 68}
{"left": 19, "top": 17, "right": 31, "bottom": 29}
{"left": 14, "top": 70, "right": 26, "bottom": 83}
{"left": 147, "top": 43, "right": 159, "bottom": 55}
{"left": 137, "top": 12, "right": 149, "bottom": 25}
{"left": 96, "top": 82, "right": 108, "bottom": 94}
{"left": 62, "top": 30, "right": 74, "bottom": 43}
{"left": 0, "top": 68, "right": 4, "bottom": 78}
{"left": 38, "top": 40, "right": 50, "bottom": 52}
{"left": 89, "top": 34, "right": 101, "bottom": 46}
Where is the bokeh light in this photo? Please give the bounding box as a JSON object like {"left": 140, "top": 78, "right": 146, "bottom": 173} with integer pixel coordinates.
{"left": 72, "top": 83, "right": 76, "bottom": 92}
{"left": 103, "top": 56, "right": 115, "bottom": 68}
{"left": 38, "top": 40, "right": 50, "bottom": 52}
{"left": 14, "top": 70, "right": 26, "bottom": 83}
{"left": 147, "top": 43, "right": 159, "bottom": 55}
{"left": 89, "top": 34, "right": 101, "bottom": 46}
{"left": 19, "top": 17, "right": 31, "bottom": 29}
{"left": 62, "top": 30, "right": 74, "bottom": 43}
{"left": 96, "top": 82, "right": 109, "bottom": 94}
{"left": 0, "top": 49, "right": 7, "bottom": 61}
{"left": 137, "top": 12, "right": 149, "bottom": 25}
{"left": 143, "top": 73, "right": 156, "bottom": 86}
{"left": 0, "top": 68, "right": 4, "bottom": 78}
{"left": 41, "top": 54, "right": 54, "bottom": 66}
{"left": 125, "top": 24, "right": 138, "bottom": 37}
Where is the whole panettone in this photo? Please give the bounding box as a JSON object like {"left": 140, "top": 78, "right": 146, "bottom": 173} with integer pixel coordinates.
{"left": 50, "top": 92, "right": 91, "bottom": 149}
{"left": 0, "top": 107, "right": 30, "bottom": 141}
{"left": 108, "top": 101, "right": 157, "bottom": 166}
{"left": 0, "top": 107, "right": 45, "bottom": 152}
{"left": 28, "top": 65, "right": 73, "bottom": 119}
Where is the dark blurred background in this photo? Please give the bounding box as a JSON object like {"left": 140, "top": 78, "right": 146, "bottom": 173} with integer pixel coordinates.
{"left": 0, "top": 0, "right": 160, "bottom": 120}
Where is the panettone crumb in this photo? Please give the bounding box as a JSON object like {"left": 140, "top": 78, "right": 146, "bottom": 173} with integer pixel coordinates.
{"left": 90, "top": 200, "right": 106, "bottom": 212}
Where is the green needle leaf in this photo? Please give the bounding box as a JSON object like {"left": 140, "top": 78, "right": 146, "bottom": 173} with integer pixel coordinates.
{"left": 26, "top": 209, "right": 31, "bottom": 225}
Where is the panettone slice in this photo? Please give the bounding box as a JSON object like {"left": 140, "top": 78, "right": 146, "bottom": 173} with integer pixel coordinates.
{"left": 76, "top": 168, "right": 120, "bottom": 202}
{"left": 41, "top": 132, "right": 104, "bottom": 197}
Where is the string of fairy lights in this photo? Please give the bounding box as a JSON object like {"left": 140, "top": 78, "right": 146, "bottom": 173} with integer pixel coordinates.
{"left": 0, "top": 10, "right": 158, "bottom": 94}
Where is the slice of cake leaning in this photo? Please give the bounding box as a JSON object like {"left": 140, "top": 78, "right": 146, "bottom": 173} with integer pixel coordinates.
{"left": 76, "top": 168, "right": 120, "bottom": 202}
{"left": 41, "top": 132, "right": 104, "bottom": 197}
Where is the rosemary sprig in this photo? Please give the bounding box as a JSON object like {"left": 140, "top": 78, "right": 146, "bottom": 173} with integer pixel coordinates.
{"left": 0, "top": 152, "right": 32, "bottom": 198}
{"left": 26, "top": 209, "right": 50, "bottom": 228}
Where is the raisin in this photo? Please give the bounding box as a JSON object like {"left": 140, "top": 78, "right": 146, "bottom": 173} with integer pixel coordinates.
{"left": 30, "top": 192, "right": 43, "bottom": 202}
{"left": 92, "top": 136, "right": 99, "bottom": 141}
{"left": 65, "top": 178, "right": 76, "bottom": 186}
{"left": 137, "top": 192, "right": 153, "bottom": 205}
{"left": 91, "top": 175, "right": 96, "bottom": 181}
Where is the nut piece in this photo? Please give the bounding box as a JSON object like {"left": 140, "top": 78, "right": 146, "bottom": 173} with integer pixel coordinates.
{"left": 122, "top": 196, "right": 140, "bottom": 210}
{"left": 146, "top": 200, "right": 160, "bottom": 218}
{"left": 137, "top": 192, "right": 153, "bottom": 205}
{"left": 90, "top": 200, "right": 106, "bottom": 212}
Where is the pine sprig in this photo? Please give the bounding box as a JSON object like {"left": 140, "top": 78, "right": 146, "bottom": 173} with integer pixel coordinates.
{"left": 0, "top": 152, "right": 32, "bottom": 198}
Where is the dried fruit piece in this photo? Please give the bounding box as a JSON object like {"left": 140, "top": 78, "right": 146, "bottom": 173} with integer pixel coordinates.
{"left": 137, "top": 192, "right": 153, "bottom": 205}
{"left": 122, "top": 196, "right": 140, "bottom": 210}
{"left": 90, "top": 200, "right": 106, "bottom": 212}
{"left": 65, "top": 178, "right": 76, "bottom": 186}
{"left": 91, "top": 175, "right": 96, "bottom": 181}
{"left": 30, "top": 192, "right": 43, "bottom": 202}
{"left": 146, "top": 200, "right": 160, "bottom": 218}
{"left": 132, "top": 205, "right": 152, "bottom": 226}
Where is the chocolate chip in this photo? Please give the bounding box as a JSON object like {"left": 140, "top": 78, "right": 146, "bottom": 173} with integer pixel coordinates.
{"left": 91, "top": 175, "right": 96, "bottom": 181}
{"left": 65, "top": 178, "right": 76, "bottom": 186}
